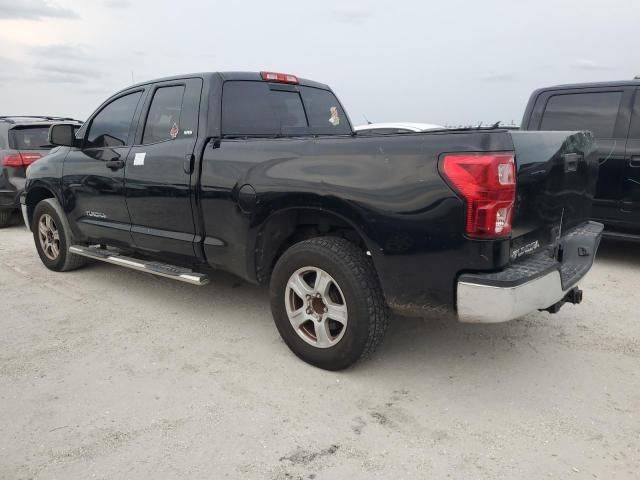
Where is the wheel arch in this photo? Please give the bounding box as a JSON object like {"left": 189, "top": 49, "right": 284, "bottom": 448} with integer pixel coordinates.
{"left": 252, "top": 205, "right": 377, "bottom": 284}
{"left": 24, "top": 183, "right": 60, "bottom": 227}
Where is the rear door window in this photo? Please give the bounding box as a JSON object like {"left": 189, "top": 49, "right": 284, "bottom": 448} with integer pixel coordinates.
{"left": 142, "top": 85, "right": 185, "bottom": 144}
{"left": 8, "top": 126, "right": 52, "bottom": 150}
{"left": 540, "top": 91, "right": 623, "bottom": 138}
{"left": 86, "top": 91, "right": 143, "bottom": 148}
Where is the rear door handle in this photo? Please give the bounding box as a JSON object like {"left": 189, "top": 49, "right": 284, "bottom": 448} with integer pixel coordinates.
{"left": 630, "top": 156, "right": 640, "bottom": 167}
{"left": 106, "top": 160, "right": 125, "bottom": 170}
{"left": 184, "top": 153, "right": 195, "bottom": 174}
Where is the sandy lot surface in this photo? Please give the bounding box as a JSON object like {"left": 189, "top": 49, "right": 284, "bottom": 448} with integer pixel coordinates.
{"left": 1, "top": 213, "right": 639, "bottom": 479}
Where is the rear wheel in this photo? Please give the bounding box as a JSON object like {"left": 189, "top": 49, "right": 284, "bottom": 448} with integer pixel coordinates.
{"left": 0, "top": 210, "right": 11, "bottom": 228}
{"left": 32, "top": 198, "right": 87, "bottom": 272}
{"left": 270, "top": 236, "right": 389, "bottom": 370}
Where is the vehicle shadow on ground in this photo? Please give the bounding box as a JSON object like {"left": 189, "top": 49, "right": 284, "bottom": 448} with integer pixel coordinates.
{"left": 361, "top": 312, "right": 555, "bottom": 372}
{"left": 25, "top": 228, "right": 635, "bottom": 373}
{"left": 74, "top": 259, "right": 541, "bottom": 372}
{"left": 595, "top": 238, "right": 640, "bottom": 266}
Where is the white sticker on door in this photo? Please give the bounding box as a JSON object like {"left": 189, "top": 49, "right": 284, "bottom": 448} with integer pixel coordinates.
{"left": 133, "top": 152, "right": 146, "bottom": 166}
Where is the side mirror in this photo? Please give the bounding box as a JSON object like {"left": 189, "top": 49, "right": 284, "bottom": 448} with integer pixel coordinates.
{"left": 48, "top": 123, "right": 78, "bottom": 147}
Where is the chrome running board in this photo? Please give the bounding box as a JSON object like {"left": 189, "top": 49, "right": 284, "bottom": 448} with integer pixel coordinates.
{"left": 69, "top": 245, "right": 209, "bottom": 286}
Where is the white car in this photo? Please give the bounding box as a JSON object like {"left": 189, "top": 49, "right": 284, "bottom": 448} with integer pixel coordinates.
{"left": 354, "top": 122, "right": 444, "bottom": 135}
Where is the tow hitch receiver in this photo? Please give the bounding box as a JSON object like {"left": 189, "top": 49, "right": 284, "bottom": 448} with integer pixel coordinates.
{"left": 541, "top": 287, "right": 583, "bottom": 314}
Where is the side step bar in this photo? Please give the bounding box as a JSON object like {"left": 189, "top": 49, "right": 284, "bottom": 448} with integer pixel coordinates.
{"left": 69, "top": 245, "right": 210, "bottom": 286}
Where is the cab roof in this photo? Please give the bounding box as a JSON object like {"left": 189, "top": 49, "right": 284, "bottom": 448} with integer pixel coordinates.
{"left": 534, "top": 79, "right": 640, "bottom": 92}
{"left": 128, "top": 71, "right": 331, "bottom": 91}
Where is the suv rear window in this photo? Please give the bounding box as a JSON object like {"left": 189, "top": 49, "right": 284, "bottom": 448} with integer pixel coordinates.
{"left": 221, "top": 81, "right": 351, "bottom": 137}
{"left": 8, "top": 126, "right": 52, "bottom": 150}
{"left": 540, "top": 91, "right": 623, "bottom": 138}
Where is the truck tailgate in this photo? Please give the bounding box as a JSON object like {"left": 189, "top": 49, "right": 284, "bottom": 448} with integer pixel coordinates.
{"left": 509, "top": 130, "right": 598, "bottom": 260}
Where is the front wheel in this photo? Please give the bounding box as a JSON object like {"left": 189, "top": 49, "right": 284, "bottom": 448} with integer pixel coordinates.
{"left": 32, "top": 198, "right": 88, "bottom": 272}
{"left": 270, "top": 236, "right": 389, "bottom": 370}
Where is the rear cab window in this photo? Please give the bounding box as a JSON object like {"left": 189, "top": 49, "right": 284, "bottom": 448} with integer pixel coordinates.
{"left": 221, "top": 81, "right": 351, "bottom": 137}
{"left": 9, "top": 126, "right": 52, "bottom": 150}
{"left": 540, "top": 91, "right": 623, "bottom": 138}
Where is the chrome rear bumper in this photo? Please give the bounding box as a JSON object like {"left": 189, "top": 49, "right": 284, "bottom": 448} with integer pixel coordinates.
{"left": 458, "top": 270, "right": 573, "bottom": 323}
{"left": 456, "top": 221, "right": 603, "bottom": 323}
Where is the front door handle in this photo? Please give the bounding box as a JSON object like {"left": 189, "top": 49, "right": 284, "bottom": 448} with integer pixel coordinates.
{"left": 106, "top": 160, "right": 125, "bottom": 170}
{"left": 630, "top": 156, "right": 640, "bottom": 167}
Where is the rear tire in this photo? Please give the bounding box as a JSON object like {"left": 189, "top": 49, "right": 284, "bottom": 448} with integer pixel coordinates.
{"left": 0, "top": 210, "right": 11, "bottom": 228}
{"left": 270, "top": 236, "right": 389, "bottom": 370}
{"left": 32, "top": 198, "right": 88, "bottom": 272}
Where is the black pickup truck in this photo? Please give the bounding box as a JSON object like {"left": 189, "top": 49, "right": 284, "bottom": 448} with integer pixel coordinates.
{"left": 521, "top": 80, "right": 640, "bottom": 240}
{"left": 22, "top": 71, "right": 603, "bottom": 369}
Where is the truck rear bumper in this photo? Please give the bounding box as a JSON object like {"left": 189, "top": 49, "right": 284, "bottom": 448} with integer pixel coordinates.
{"left": 456, "top": 221, "right": 603, "bottom": 323}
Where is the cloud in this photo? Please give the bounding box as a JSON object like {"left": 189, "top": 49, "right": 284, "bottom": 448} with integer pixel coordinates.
{"left": 0, "top": 75, "right": 16, "bottom": 85}
{"left": 80, "top": 87, "right": 112, "bottom": 95}
{"left": 33, "top": 63, "right": 102, "bottom": 84}
{"left": 104, "top": 0, "right": 130, "bottom": 8}
{"left": 331, "top": 6, "right": 374, "bottom": 25}
{"left": 0, "top": 0, "right": 78, "bottom": 20}
{"left": 38, "top": 63, "right": 98, "bottom": 78}
{"left": 29, "top": 44, "right": 90, "bottom": 61}
{"left": 479, "top": 72, "right": 518, "bottom": 82}
{"left": 571, "top": 59, "right": 613, "bottom": 71}
{"left": 39, "top": 74, "right": 90, "bottom": 84}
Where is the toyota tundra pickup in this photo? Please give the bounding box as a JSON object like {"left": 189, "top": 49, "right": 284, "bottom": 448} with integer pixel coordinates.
{"left": 22, "top": 71, "right": 603, "bottom": 370}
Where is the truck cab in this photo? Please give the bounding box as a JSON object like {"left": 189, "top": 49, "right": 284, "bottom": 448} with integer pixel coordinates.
{"left": 521, "top": 80, "right": 640, "bottom": 239}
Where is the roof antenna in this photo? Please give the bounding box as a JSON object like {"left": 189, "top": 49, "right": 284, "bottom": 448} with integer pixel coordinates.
{"left": 362, "top": 114, "right": 373, "bottom": 125}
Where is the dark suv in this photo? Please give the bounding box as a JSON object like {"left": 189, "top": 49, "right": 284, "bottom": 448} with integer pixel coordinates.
{"left": 521, "top": 80, "right": 640, "bottom": 240}
{"left": 0, "top": 116, "right": 82, "bottom": 227}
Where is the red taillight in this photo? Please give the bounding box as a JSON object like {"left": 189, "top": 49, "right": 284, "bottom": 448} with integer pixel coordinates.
{"left": 260, "top": 71, "right": 299, "bottom": 84}
{"left": 21, "top": 153, "right": 42, "bottom": 165}
{"left": 441, "top": 152, "right": 516, "bottom": 238}
{"left": 2, "top": 153, "right": 24, "bottom": 167}
{"left": 2, "top": 152, "right": 42, "bottom": 167}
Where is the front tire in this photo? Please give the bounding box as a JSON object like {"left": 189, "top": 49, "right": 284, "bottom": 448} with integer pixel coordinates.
{"left": 32, "top": 198, "right": 87, "bottom": 272}
{"left": 270, "top": 236, "right": 389, "bottom": 370}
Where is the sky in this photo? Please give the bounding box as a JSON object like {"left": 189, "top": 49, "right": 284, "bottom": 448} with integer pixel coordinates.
{"left": 0, "top": 0, "right": 638, "bottom": 126}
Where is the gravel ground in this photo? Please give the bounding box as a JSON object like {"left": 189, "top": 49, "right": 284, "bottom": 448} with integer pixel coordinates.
{"left": 1, "top": 213, "right": 639, "bottom": 479}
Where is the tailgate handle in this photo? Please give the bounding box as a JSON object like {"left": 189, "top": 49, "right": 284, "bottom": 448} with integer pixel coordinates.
{"left": 563, "top": 153, "right": 580, "bottom": 173}
{"left": 630, "top": 156, "right": 640, "bottom": 167}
